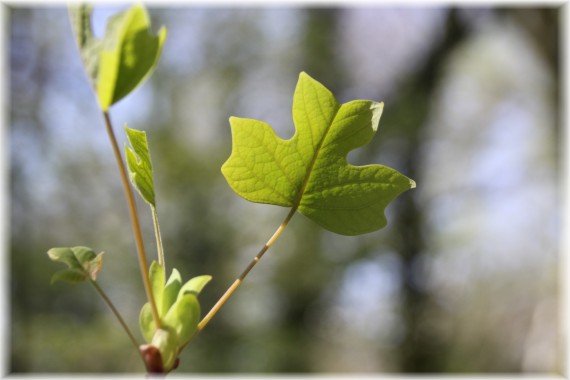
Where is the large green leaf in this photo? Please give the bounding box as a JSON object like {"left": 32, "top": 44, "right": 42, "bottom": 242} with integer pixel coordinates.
{"left": 125, "top": 126, "right": 156, "bottom": 207}
{"left": 221, "top": 72, "right": 415, "bottom": 235}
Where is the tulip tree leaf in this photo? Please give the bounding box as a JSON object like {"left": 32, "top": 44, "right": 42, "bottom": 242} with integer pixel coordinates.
{"left": 221, "top": 72, "right": 416, "bottom": 235}
{"left": 47, "top": 246, "right": 104, "bottom": 284}
{"left": 125, "top": 126, "right": 156, "bottom": 207}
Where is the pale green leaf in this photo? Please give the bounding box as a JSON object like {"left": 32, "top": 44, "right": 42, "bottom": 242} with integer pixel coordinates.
{"left": 96, "top": 4, "right": 167, "bottom": 110}
{"left": 125, "top": 126, "right": 156, "bottom": 206}
{"left": 139, "top": 302, "right": 155, "bottom": 343}
{"left": 177, "top": 275, "right": 212, "bottom": 301}
{"left": 68, "top": 4, "right": 102, "bottom": 85}
{"left": 149, "top": 261, "right": 165, "bottom": 312}
{"left": 163, "top": 293, "right": 200, "bottom": 346}
{"left": 221, "top": 72, "right": 415, "bottom": 235}
{"left": 51, "top": 268, "right": 88, "bottom": 284}
{"left": 162, "top": 269, "right": 182, "bottom": 316}
{"left": 47, "top": 246, "right": 104, "bottom": 283}
{"left": 47, "top": 247, "right": 82, "bottom": 269}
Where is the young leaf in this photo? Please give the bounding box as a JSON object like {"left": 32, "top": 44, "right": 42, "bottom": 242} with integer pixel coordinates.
{"left": 163, "top": 293, "right": 201, "bottom": 346}
{"left": 162, "top": 269, "right": 182, "bottom": 316}
{"left": 51, "top": 268, "right": 89, "bottom": 284}
{"left": 68, "top": 4, "right": 102, "bottom": 85}
{"left": 47, "top": 246, "right": 104, "bottom": 284}
{"left": 140, "top": 302, "right": 155, "bottom": 343}
{"left": 125, "top": 126, "right": 156, "bottom": 207}
{"left": 177, "top": 275, "right": 212, "bottom": 300}
{"left": 221, "top": 72, "right": 415, "bottom": 236}
{"left": 149, "top": 261, "right": 165, "bottom": 310}
{"left": 96, "top": 4, "right": 167, "bottom": 110}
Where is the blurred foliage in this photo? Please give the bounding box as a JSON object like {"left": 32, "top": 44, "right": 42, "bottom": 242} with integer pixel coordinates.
{"left": 8, "top": 4, "right": 560, "bottom": 374}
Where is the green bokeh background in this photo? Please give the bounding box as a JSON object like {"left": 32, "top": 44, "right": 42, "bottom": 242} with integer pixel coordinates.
{"left": 8, "top": 4, "right": 561, "bottom": 374}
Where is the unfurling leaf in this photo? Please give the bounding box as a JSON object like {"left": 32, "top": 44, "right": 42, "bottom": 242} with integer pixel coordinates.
{"left": 222, "top": 72, "right": 415, "bottom": 235}
{"left": 125, "top": 126, "right": 156, "bottom": 207}
{"left": 68, "top": 4, "right": 102, "bottom": 85}
{"left": 139, "top": 262, "right": 211, "bottom": 353}
{"left": 47, "top": 246, "right": 104, "bottom": 284}
{"left": 139, "top": 302, "right": 155, "bottom": 343}
{"left": 177, "top": 275, "right": 212, "bottom": 299}
{"left": 96, "top": 4, "right": 167, "bottom": 110}
{"left": 69, "top": 4, "right": 167, "bottom": 110}
{"left": 163, "top": 292, "right": 200, "bottom": 346}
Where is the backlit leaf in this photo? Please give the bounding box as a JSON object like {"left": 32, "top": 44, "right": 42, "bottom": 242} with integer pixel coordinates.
{"left": 69, "top": 4, "right": 166, "bottom": 110}
{"left": 96, "top": 4, "right": 167, "bottom": 110}
{"left": 125, "top": 126, "right": 156, "bottom": 207}
{"left": 221, "top": 72, "right": 415, "bottom": 235}
{"left": 68, "top": 4, "right": 102, "bottom": 85}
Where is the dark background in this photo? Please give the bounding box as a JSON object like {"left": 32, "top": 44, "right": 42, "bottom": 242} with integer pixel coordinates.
{"left": 8, "top": 4, "right": 561, "bottom": 373}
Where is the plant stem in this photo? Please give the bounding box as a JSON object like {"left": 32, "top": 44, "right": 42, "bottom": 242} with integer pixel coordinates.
{"left": 151, "top": 206, "right": 165, "bottom": 269}
{"left": 102, "top": 111, "right": 162, "bottom": 329}
{"left": 195, "top": 206, "right": 297, "bottom": 333}
{"left": 89, "top": 279, "right": 141, "bottom": 353}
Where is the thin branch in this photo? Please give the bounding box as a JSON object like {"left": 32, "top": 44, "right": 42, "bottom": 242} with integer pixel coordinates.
{"left": 89, "top": 279, "right": 141, "bottom": 353}
{"left": 102, "top": 111, "right": 162, "bottom": 329}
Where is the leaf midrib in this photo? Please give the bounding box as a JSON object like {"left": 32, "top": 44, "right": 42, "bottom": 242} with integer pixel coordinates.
{"left": 291, "top": 87, "right": 340, "bottom": 212}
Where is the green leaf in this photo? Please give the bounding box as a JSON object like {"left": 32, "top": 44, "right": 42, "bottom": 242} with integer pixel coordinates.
{"left": 221, "top": 72, "right": 415, "bottom": 235}
{"left": 96, "top": 4, "right": 167, "bottom": 110}
{"left": 68, "top": 4, "right": 103, "bottom": 85}
{"left": 125, "top": 126, "right": 156, "bottom": 206}
{"left": 149, "top": 261, "right": 165, "bottom": 312}
{"left": 177, "top": 275, "right": 212, "bottom": 300}
{"left": 139, "top": 302, "right": 155, "bottom": 343}
{"left": 50, "top": 268, "right": 88, "bottom": 284}
{"left": 162, "top": 269, "right": 182, "bottom": 316}
{"left": 163, "top": 293, "right": 200, "bottom": 346}
{"left": 47, "top": 246, "right": 104, "bottom": 284}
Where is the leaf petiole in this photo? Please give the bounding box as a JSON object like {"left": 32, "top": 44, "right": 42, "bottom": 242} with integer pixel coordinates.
{"left": 89, "top": 279, "right": 141, "bottom": 353}
{"left": 195, "top": 206, "right": 297, "bottom": 334}
{"left": 151, "top": 206, "right": 165, "bottom": 269}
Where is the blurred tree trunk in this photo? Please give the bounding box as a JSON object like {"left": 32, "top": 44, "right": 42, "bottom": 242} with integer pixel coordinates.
{"left": 382, "top": 8, "right": 470, "bottom": 372}
{"left": 270, "top": 8, "right": 344, "bottom": 373}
